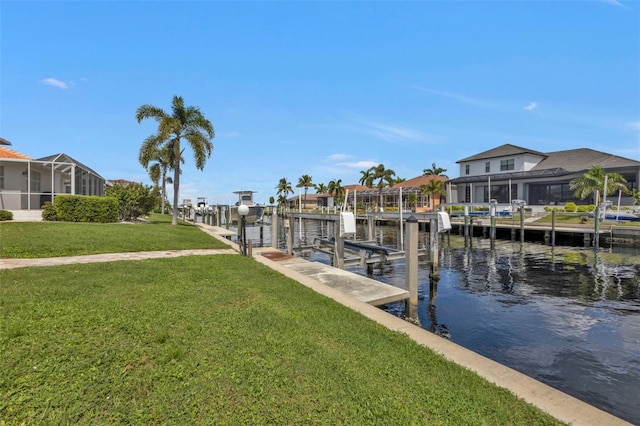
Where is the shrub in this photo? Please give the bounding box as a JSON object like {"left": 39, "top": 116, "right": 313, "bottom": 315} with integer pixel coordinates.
{"left": 564, "top": 202, "right": 577, "bottom": 212}
{"left": 53, "top": 195, "right": 119, "bottom": 223}
{"left": 576, "top": 204, "right": 596, "bottom": 212}
{"left": 105, "top": 182, "right": 155, "bottom": 221}
{"left": 0, "top": 210, "right": 13, "bottom": 221}
{"left": 41, "top": 202, "right": 58, "bottom": 221}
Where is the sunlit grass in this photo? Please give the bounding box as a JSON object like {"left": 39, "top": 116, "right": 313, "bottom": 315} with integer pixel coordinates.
{"left": 0, "top": 214, "right": 229, "bottom": 258}
{"left": 0, "top": 255, "right": 562, "bottom": 425}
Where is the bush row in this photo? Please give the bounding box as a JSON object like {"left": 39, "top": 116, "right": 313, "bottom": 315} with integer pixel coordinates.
{"left": 42, "top": 195, "right": 119, "bottom": 223}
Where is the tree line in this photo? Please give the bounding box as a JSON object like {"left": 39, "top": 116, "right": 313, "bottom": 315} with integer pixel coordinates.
{"left": 131, "top": 95, "right": 638, "bottom": 225}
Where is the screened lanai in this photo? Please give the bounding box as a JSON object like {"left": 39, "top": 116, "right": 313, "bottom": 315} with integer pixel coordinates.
{"left": 0, "top": 153, "right": 105, "bottom": 210}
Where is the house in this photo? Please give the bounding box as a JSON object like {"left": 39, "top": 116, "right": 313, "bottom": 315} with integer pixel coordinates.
{"left": 311, "top": 177, "right": 453, "bottom": 212}
{"left": 449, "top": 144, "right": 640, "bottom": 206}
{"left": 0, "top": 138, "right": 106, "bottom": 210}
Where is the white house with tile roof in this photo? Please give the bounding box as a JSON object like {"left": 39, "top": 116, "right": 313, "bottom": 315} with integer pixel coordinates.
{"left": 0, "top": 138, "right": 105, "bottom": 210}
{"left": 449, "top": 144, "right": 640, "bottom": 206}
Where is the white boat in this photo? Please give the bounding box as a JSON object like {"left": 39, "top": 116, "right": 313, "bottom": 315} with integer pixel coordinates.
{"left": 229, "top": 191, "right": 265, "bottom": 225}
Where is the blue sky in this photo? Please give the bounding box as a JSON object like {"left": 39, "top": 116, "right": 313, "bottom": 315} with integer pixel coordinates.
{"left": 2, "top": 1, "right": 639, "bottom": 205}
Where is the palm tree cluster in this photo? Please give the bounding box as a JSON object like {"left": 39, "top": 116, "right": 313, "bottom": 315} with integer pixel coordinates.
{"left": 136, "top": 95, "right": 215, "bottom": 225}
{"left": 359, "top": 164, "right": 397, "bottom": 210}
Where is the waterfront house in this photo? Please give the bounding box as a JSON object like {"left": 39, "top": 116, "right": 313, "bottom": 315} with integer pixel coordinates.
{"left": 449, "top": 144, "right": 640, "bottom": 206}
{"left": 0, "top": 138, "right": 106, "bottom": 210}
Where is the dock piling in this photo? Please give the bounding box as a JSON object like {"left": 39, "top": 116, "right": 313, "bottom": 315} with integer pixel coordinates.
{"left": 405, "top": 216, "right": 419, "bottom": 321}
{"left": 271, "top": 213, "right": 279, "bottom": 249}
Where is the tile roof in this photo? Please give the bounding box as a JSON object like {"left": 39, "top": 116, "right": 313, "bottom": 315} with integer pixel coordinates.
{"left": 392, "top": 174, "right": 448, "bottom": 189}
{"left": 0, "top": 146, "right": 32, "bottom": 160}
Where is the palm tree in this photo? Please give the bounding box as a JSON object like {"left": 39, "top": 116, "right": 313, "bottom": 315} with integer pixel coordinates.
{"left": 297, "top": 174, "right": 315, "bottom": 211}
{"left": 139, "top": 143, "right": 175, "bottom": 214}
{"left": 424, "top": 163, "right": 448, "bottom": 178}
{"left": 420, "top": 178, "right": 446, "bottom": 209}
{"left": 328, "top": 179, "right": 344, "bottom": 205}
{"left": 406, "top": 192, "right": 419, "bottom": 211}
{"left": 276, "top": 177, "right": 293, "bottom": 208}
{"left": 369, "top": 164, "right": 397, "bottom": 211}
{"left": 359, "top": 168, "right": 375, "bottom": 187}
{"left": 570, "top": 164, "right": 627, "bottom": 202}
{"left": 315, "top": 183, "right": 328, "bottom": 194}
{"left": 136, "top": 95, "right": 215, "bottom": 225}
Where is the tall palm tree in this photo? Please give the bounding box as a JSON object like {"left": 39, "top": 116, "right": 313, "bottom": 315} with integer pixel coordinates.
{"left": 570, "top": 164, "right": 627, "bottom": 202}
{"left": 136, "top": 95, "right": 215, "bottom": 225}
{"left": 420, "top": 178, "right": 446, "bottom": 209}
{"left": 328, "top": 179, "right": 344, "bottom": 204}
{"left": 276, "top": 177, "right": 293, "bottom": 208}
{"left": 369, "top": 164, "right": 397, "bottom": 211}
{"left": 139, "top": 143, "right": 175, "bottom": 214}
{"left": 424, "top": 162, "right": 448, "bottom": 178}
{"left": 297, "top": 174, "right": 315, "bottom": 210}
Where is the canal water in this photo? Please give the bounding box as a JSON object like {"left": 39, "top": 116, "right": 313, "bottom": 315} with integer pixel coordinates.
{"left": 235, "top": 217, "right": 640, "bottom": 424}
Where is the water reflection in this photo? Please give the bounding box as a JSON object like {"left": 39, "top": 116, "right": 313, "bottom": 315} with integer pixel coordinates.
{"left": 237, "top": 218, "right": 640, "bottom": 424}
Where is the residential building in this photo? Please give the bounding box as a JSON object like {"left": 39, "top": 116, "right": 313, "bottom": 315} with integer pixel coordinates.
{"left": 0, "top": 138, "right": 106, "bottom": 210}
{"left": 449, "top": 144, "right": 640, "bottom": 206}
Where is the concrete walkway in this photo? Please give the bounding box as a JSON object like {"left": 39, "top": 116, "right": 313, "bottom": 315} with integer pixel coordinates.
{"left": 1, "top": 220, "right": 631, "bottom": 425}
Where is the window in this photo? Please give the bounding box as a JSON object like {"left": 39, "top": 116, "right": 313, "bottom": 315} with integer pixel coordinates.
{"left": 465, "top": 164, "right": 470, "bottom": 175}
{"left": 500, "top": 159, "right": 514, "bottom": 171}
{"left": 0, "top": 165, "right": 4, "bottom": 189}
{"left": 30, "top": 171, "right": 41, "bottom": 192}
{"left": 485, "top": 162, "right": 490, "bottom": 173}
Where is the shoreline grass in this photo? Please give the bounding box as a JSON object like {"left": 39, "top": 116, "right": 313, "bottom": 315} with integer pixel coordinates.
{"left": 1, "top": 255, "right": 561, "bottom": 424}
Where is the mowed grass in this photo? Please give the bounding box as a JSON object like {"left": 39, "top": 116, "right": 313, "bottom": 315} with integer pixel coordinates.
{"left": 533, "top": 212, "right": 640, "bottom": 226}
{"left": 0, "top": 214, "right": 230, "bottom": 258}
{"left": 0, "top": 255, "right": 561, "bottom": 425}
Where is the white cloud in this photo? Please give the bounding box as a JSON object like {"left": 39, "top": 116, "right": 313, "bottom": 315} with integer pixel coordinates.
{"left": 326, "top": 153, "right": 351, "bottom": 161}
{"left": 337, "top": 160, "right": 379, "bottom": 169}
{"left": 523, "top": 102, "right": 539, "bottom": 111}
{"left": 220, "top": 131, "right": 241, "bottom": 138}
{"left": 368, "top": 122, "right": 427, "bottom": 143}
{"left": 40, "top": 78, "right": 68, "bottom": 89}
{"left": 414, "top": 86, "right": 498, "bottom": 108}
{"left": 600, "top": 0, "right": 627, "bottom": 7}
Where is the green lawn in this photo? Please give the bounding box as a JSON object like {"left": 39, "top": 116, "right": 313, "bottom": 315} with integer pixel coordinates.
{"left": 0, "top": 219, "right": 562, "bottom": 425}
{"left": 0, "top": 214, "right": 230, "bottom": 258}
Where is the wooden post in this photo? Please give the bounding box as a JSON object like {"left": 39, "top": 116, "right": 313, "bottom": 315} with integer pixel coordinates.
{"left": 464, "top": 205, "right": 470, "bottom": 238}
{"left": 286, "top": 215, "right": 294, "bottom": 255}
{"left": 405, "top": 216, "right": 419, "bottom": 321}
{"left": 430, "top": 218, "right": 439, "bottom": 273}
{"left": 490, "top": 203, "right": 496, "bottom": 246}
{"left": 367, "top": 213, "right": 375, "bottom": 241}
{"left": 270, "top": 213, "right": 279, "bottom": 249}
{"left": 334, "top": 217, "right": 345, "bottom": 269}
{"left": 551, "top": 210, "right": 556, "bottom": 247}
{"left": 594, "top": 203, "right": 600, "bottom": 250}
{"left": 519, "top": 205, "right": 525, "bottom": 243}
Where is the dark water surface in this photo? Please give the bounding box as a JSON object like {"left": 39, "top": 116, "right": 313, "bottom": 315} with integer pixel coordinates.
{"left": 237, "top": 218, "right": 640, "bottom": 424}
